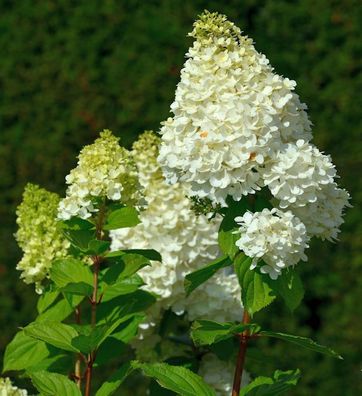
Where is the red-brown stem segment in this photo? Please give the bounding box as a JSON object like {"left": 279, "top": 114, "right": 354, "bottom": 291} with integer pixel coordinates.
{"left": 84, "top": 256, "right": 101, "bottom": 396}
{"left": 232, "top": 310, "right": 251, "bottom": 396}
{"left": 84, "top": 204, "right": 105, "bottom": 396}
{"left": 74, "top": 306, "right": 82, "bottom": 389}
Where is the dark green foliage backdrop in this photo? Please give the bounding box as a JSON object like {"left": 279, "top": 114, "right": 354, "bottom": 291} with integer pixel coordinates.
{"left": 0, "top": 1, "right": 361, "bottom": 394}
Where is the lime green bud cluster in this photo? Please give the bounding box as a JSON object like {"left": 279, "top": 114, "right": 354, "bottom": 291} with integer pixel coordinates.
{"left": 16, "top": 184, "right": 69, "bottom": 292}
{"left": 0, "top": 377, "right": 28, "bottom": 395}
{"left": 131, "top": 131, "right": 163, "bottom": 187}
{"left": 189, "top": 10, "right": 245, "bottom": 47}
{"left": 58, "top": 130, "right": 141, "bottom": 220}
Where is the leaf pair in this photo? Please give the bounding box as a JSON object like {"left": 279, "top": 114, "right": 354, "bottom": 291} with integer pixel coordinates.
{"left": 190, "top": 319, "right": 342, "bottom": 359}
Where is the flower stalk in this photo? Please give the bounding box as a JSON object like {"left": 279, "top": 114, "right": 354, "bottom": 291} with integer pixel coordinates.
{"left": 75, "top": 306, "right": 82, "bottom": 389}
{"left": 85, "top": 206, "right": 105, "bottom": 396}
{"left": 232, "top": 310, "right": 251, "bottom": 396}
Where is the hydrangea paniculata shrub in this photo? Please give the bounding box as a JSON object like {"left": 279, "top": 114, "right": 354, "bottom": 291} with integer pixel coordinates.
{"left": 2, "top": 11, "right": 351, "bottom": 396}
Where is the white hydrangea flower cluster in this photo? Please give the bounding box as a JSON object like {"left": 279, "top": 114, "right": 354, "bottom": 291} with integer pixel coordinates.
{"left": 111, "top": 131, "right": 223, "bottom": 312}
{"left": 262, "top": 140, "right": 336, "bottom": 208}
{"left": 15, "top": 184, "right": 70, "bottom": 292}
{"left": 158, "top": 10, "right": 350, "bottom": 276}
{"left": 198, "top": 354, "right": 250, "bottom": 396}
{"left": 235, "top": 209, "right": 309, "bottom": 279}
{"left": 58, "top": 130, "right": 140, "bottom": 220}
{"left": 158, "top": 11, "right": 312, "bottom": 206}
{"left": 111, "top": 132, "right": 243, "bottom": 356}
{"left": 0, "top": 377, "right": 28, "bottom": 396}
{"left": 290, "top": 183, "right": 351, "bottom": 241}
{"left": 260, "top": 139, "right": 350, "bottom": 241}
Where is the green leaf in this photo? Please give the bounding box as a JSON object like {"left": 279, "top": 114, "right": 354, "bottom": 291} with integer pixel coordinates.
{"left": 50, "top": 258, "right": 93, "bottom": 289}
{"left": 102, "top": 274, "right": 144, "bottom": 302}
{"left": 23, "top": 320, "right": 79, "bottom": 352}
{"left": 30, "top": 351, "right": 73, "bottom": 374}
{"left": 102, "top": 253, "right": 151, "bottom": 283}
{"left": 218, "top": 198, "right": 249, "bottom": 259}
{"left": 106, "top": 248, "right": 162, "bottom": 262}
{"left": 62, "top": 228, "right": 95, "bottom": 251}
{"left": 95, "top": 315, "right": 145, "bottom": 367}
{"left": 97, "top": 290, "right": 156, "bottom": 324}
{"left": 94, "top": 338, "right": 127, "bottom": 368}
{"left": 209, "top": 337, "right": 238, "bottom": 361}
{"left": 104, "top": 207, "right": 140, "bottom": 230}
{"left": 191, "top": 320, "right": 260, "bottom": 346}
{"left": 87, "top": 239, "right": 111, "bottom": 255}
{"left": 61, "top": 294, "right": 85, "bottom": 311}
{"left": 218, "top": 197, "right": 249, "bottom": 259}
{"left": 254, "top": 192, "right": 274, "bottom": 212}
{"left": 30, "top": 371, "right": 81, "bottom": 396}
{"left": 267, "top": 268, "right": 304, "bottom": 312}
{"left": 62, "top": 228, "right": 110, "bottom": 255}
{"left": 59, "top": 217, "right": 95, "bottom": 231}
{"left": 133, "top": 362, "right": 216, "bottom": 396}
{"left": 111, "top": 314, "right": 145, "bottom": 343}
{"left": 37, "top": 290, "right": 60, "bottom": 314}
{"left": 36, "top": 296, "right": 83, "bottom": 322}
{"left": 234, "top": 255, "right": 276, "bottom": 316}
{"left": 218, "top": 222, "right": 239, "bottom": 260}
{"left": 95, "top": 362, "right": 133, "bottom": 396}
{"left": 184, "top": 255, "right": 232, "bottom": 296}
{"left": 240, "top": 369, "right": 301, "bottom": 395}
{"left": 60, "top": 282, "right": 94, "bottom": 297}
{"left": 260, "top": 331, "right": 343, "bottom": 359}
{"left": 71, "top": 318, "right": 124, "bottom": 354}
{"left": 3, "top": 331, "right": 50, "bottom": 372}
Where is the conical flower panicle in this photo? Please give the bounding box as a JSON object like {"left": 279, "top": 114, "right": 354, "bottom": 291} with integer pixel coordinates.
{"left": 131, "top": 130, "right": 164, "bottom": 188}
{"left": 58, "top": 129, "right": 141, "bottom": 220}
{"left": 158, "top": 11, "right": 351, "bottom": 278}
{"left": 111, "top": 132, "right": 245, "bottom": 392}
{"left": 158, "top": 10, "right": 312, "bottom": 206}
{"left": 16, "top": 183, "right": 69, "bottom": 292}
{"left": 188, "top": 10, "right": 243, "bottom": 48}
{"left": 112, "top": 132, "right": 226, "bottom": 310}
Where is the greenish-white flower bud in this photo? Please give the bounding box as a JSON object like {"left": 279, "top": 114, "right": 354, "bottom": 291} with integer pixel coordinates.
{"left": 0, "top": 377, "right": 28, "bottom": 395}
{"left": 16, "top": 184, "right": 69, "bottom": 292}
{"left": 58, "top": 129, "right": 141, "bottom": 220}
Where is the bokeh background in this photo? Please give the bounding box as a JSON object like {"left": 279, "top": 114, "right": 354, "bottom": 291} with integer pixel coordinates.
{"left": 0, "top": 1, "right": 361, "bottom": 395}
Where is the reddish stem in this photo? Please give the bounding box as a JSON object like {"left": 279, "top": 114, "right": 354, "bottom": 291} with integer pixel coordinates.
{"left": 84, "top": 204, "right": 105, "bottom": 396}
{"left": 74, "top": 306, "right": 82, "bottom": 389}
{"left": 232, "top": 310, "right": 251, "bottom": 396}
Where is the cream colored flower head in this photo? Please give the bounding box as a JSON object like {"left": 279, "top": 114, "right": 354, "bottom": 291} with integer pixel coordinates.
{"left": 131, "top": 130, "right": 163, "bottom": 188}
{"left": 235, "top": 208, "right": 309, "bottom": 279}
{"left": 58, "top": 130, "right": 140, "bottom": 220}
{"left": 158, "top": 10, "right": 312, "bottom": 206}
{"left": 112, "top": 132, "right": 245, "bottom": 365}
{"left": 262, "top": 140, "right": 336, "bottom": 208}
{"left": 290, "top": 182, "right": 351, "bottom": 241}
{"left": 111, "top": 132, "right": 221, "bottom": 309}
{"left": 0, "top": 377, "right": 28, "bottom": 396}
{"left": 16, "top": 184, "right": 69, "bottom": 292}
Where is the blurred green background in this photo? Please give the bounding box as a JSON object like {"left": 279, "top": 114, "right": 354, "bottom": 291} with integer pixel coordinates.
{"left": 0, "top": 0, "right": 361, "bottom": 394}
